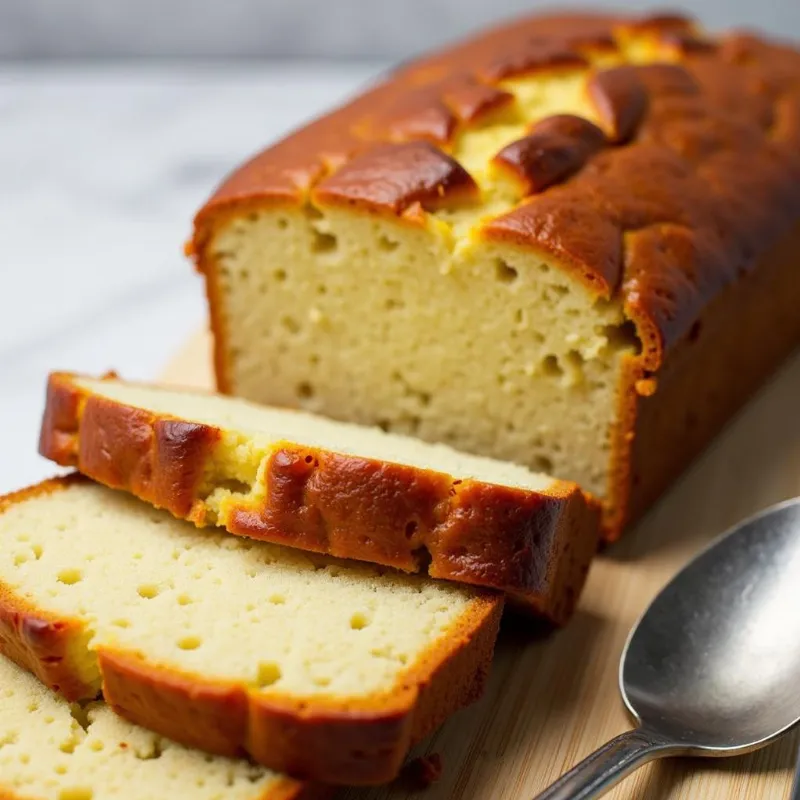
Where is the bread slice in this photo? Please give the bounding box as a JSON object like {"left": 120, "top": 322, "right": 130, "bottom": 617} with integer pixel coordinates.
{"left": 0, "top": 653, "right": 319, "bottom": 800}
{"left": 40, "top": 372, "right": 599, "bottom": 623}
{"left": 0, "top": 477, "right": 501, "bottom": 785}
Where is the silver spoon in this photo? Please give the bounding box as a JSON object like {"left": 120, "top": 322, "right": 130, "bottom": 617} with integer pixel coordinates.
{"left": 535, "top": 497, "right": 800, "bottom": 800}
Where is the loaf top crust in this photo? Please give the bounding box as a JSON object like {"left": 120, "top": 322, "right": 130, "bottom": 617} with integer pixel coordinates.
{"left": 192, "top": 11, "right": 800, "bottom": 369}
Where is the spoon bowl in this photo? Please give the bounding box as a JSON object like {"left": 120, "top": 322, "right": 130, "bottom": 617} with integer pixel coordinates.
{"left": 536, "top": 497, "right": 800, "bottom": 800}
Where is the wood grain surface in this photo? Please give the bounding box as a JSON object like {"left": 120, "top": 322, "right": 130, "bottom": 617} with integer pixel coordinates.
{"left": 163, "top": 331, "right": 800, "bottom": 800}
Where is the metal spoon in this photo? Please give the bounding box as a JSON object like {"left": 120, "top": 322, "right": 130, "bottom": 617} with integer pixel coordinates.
{"left": 535, "top": 497, "right": 800, "bottom": 800}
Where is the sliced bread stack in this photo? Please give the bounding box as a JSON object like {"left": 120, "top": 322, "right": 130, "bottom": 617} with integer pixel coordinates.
{"left": 0, "top": 371, "right": 598, "bottom": 794}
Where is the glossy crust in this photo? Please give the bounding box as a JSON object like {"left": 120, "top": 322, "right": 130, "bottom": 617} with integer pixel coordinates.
{"left": 39, "top": 373, "right": 600, "bottom": 624}
{"left": 0, "top": 477, "right": 501, "bottom": 786}
{"left": 190, "top": 11, "right": 800, "bottom": 538}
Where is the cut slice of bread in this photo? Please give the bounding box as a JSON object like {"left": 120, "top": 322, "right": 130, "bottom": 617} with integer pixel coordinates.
{"left": 0, "top": 477, "right": 500, "bottom": 785}
{"left": 39, "top": 372, "right": 599, "bottom": 623}
{"left": 0, "top": 653, "right": 320, "bottom": 800}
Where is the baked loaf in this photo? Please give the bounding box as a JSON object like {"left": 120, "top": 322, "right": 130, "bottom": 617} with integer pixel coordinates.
{"left": 0, "top": 476, "right": 501, "bottom": 785}
{"left": 39, "top": 372, "right": 599, "bottom": 623}
{"left": 190, "top": 11, "right": 800, "bottom": 538}
{"left": 0, "top": 653, "right": 318, "bottom": 800}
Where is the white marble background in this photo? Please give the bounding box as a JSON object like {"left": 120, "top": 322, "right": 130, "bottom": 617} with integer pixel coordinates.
{"left": 0, "top": 62, "right": 381, "bottom": 493}
{"left": 1, "top": 0, "right": 799, "bottom": 58}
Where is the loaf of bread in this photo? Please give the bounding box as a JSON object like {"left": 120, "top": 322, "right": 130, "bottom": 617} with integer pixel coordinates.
{"left": 39, "top": 372, "right": 599, "bottom": 623}
{"left": 0, "top": 653, "right": 319, "bottom": 800}
{"left": 189, "top": 11, "right": 800, "bottom": 537}
{"left": 0, "top": 476, "right": 501, "bottom": 785}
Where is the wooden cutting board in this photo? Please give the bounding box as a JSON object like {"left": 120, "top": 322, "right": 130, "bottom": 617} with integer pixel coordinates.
{"left": 163, "top": 332, "right": 800, "bottom": 800}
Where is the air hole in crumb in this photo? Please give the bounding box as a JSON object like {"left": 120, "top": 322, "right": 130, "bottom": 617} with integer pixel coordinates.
{"left": 57, "top": 569, "right": 82, "bottom": 586}
{"left": 378, "top": 235, "right": 399, "bottom": 252}
{"left": 59, "top": 740, "right": 76, "bottom": 754}
{"left": 177, "top": 636, "right": 202, "bottom": 651}
{"left": 377, "top": 419, "right": 391, "bottom": 433}
{"left": 277, "top": 218, "right": 288, "bottom": 230}
{"left": 297, "top": 381, "right": 315, "bottom": 399}
{"left": 405, "top": 521, "right": 418, "bottom": 539}
{"left": 54, "top": 765, "right": 68, "bottom": 774}
{"left": 217, "top": 478, "right": 250, "bottom": 495}
{"left": 309, "top": 353, "right": 320, "bottom": 365}
{"left": 514, "top": 308, "right": 526, "bottom": 326}
{"left": 90, "top": 741, "right": 104, "bottom": 752}
{"left": 541, "top": 355, "right": 563, "bottom": 377}
{"left": 494, "top": 258, "right": 518, "bottom": 283}
{"left": 274, "top": 268, "right": 287, "bottom": 282}
{"left": 534, "top": 456, "right": 555, "bottom": 473}
{"left": 317, "top": 284, "right": 327, "bottom": 295}
{"left": 269, "top": 594, "right": 286, "bottom": 605}
{"left": 538, "top": 263, "right": 550, "bottom": 274}
{"left": 281, "top": 316, "right": 301, "bottom": 334}
{"left": 111, "top": 619, "right": 131, "bottom": 629}
{"left": 385, "top": 297, "right": 405, "bottom": 310}
{"left": 350, "top": 612, "right": 371, "bottom": 630}
{"left": 177, "top": 594, "right": 193, "bottom": 606}
{"left": 137, "top": 584, "right": 160, "bottom": 599}
{"left": 601, "top": 320, "right": 641, "bottom": 354}
{"left": 313, "top": 676, "right": 332, "bottom": 687}
{"left": 552, "top": 284, "right": 569, "bottom": 296}
{"left": 311, "top": 230, "right": 338, "bottom": 253}
{"left": 256, "top": 662, "right": 282, "bottom": 688}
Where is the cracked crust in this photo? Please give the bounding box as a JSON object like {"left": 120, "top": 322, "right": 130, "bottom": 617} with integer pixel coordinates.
{"left": 0, "top": 477, "right": 502, "bottom": 786}
{"left": 189, "top": 12, "right": 800, "bottom": 538}
{"left": 39, "top": 373, "right": 600, "bottom": 624}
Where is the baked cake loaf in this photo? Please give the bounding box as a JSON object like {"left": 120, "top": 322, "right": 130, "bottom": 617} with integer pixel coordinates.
{"left": 0, "top": 476, "right": 501, "bottom": 785}
{"left": 39, "top": 372, "right": 599, "bottom": 623}
{"left": 0, "top": 653, "right": 319, "bottom": 800}
{"left": 189, "top": 11, "right": 800, "bottom": 538}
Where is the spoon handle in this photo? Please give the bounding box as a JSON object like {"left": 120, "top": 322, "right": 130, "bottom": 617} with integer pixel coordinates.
{"left": 532, "top": 728, "right": 676, "bottom": 800}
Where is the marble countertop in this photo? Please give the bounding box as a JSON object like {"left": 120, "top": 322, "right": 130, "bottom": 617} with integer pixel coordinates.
{"left": 1, "top": 61, "right": 382, "bottom": 493}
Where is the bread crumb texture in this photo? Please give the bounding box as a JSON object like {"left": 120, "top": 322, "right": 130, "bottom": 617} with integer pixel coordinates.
{"left": 0, "top": 481, "right": 483, "bottom": 700}
{"left": 206, "top": 54, "right": 646, "bottom": 497}
{"left": 0, "top": 654, "right": 296, "bottom": 800}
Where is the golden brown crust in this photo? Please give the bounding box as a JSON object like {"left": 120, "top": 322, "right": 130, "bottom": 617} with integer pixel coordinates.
{"left": 586, "top": 66, "right": 648, "bottom": 143}
{"left": 493, "top": 114, "right": 607, "bottom": 194}
{"left": 190, "top": 11, "right": 800, "bottom": 540}
{"left": 0, "top": 477, "right": 501, "bottom": 786}
{"left": 99, "top": 593, "right": 500, "bottom": 785}
{"left": 312, "top": 141, "right": 480, "bottom": 218}
{"left": 39, "top": 373, "right": 600, "bottom": 624}
{"left": 608, "top": 220, "right": 800, "bottom": 536}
